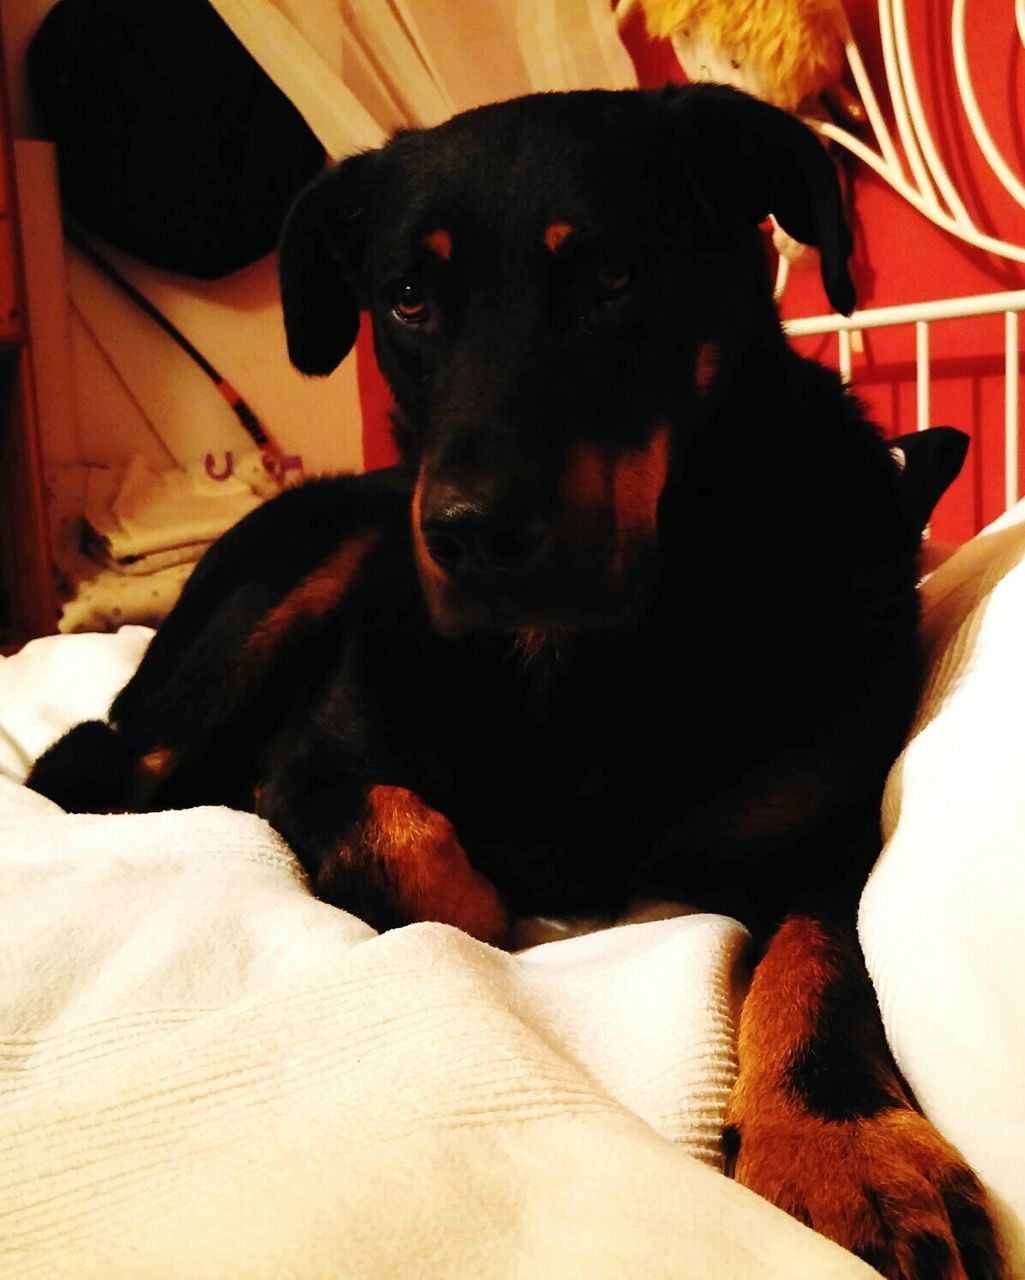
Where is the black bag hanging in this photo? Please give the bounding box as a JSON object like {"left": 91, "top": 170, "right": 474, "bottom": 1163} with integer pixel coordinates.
{"left": 29, "top": 0, "right": 326, "bottom": 279}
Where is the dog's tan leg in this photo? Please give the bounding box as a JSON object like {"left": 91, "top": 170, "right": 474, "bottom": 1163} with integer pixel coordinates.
{"left": 303, "top": 784, "right": 510, "bottom": 946}
{"left": 725, "top": 914, "right": 1003, "bottom": 1279}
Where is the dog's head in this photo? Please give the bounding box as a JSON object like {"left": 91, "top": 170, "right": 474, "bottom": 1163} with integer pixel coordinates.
{"left": 279, "top": 85, "right": 854, "bottom": 638}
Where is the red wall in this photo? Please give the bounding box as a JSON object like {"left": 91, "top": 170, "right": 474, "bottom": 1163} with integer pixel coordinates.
{"left": 360, "top": 1, "right": 1025, "bottom": 543}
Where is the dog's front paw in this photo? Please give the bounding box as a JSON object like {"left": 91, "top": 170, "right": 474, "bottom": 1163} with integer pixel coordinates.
{"left": 723, "top": 1101, "right": 1002, "bottom": 1279}
{"left": 312, "top": 784, "right": 510, "bottom": 945}
{"left": 362, "top": 785, "right": 511, "bottom": 945}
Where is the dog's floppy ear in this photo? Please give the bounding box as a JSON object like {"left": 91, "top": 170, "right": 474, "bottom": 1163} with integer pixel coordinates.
{"left": 662, "top": 84, "right": 856, "bottom": 316}
{"left": 278, "top": 150, "right": 380, "bottom": 376}
{"left": 890, "top": 426, "right": 970, "bottom": 533}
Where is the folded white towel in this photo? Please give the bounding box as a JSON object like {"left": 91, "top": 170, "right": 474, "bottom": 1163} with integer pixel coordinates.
{"left": 82, "top": 454, "right": 264, "bottom": 563}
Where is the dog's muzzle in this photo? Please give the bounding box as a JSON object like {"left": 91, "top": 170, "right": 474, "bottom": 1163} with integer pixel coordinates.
{"left": 412, "top": 426, "right": 671, "bottom": 635}
{"left": 420, "top": 486, "right": 550, "bottom": 579}
{"left": 412, "top": 479, "right": 561, "bottom": 634}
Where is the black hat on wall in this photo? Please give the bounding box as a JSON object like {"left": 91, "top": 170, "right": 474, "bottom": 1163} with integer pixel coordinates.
{"left": 29, "top": 0, "right": 326, "bottom": 279}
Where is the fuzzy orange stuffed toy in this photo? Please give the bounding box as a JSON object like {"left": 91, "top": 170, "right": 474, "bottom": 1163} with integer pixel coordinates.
{"left": 641, "top": 0, "right": 860, "bottom": 280}
{"left": 640, "top": 0, "right": 853, "bottom": 114}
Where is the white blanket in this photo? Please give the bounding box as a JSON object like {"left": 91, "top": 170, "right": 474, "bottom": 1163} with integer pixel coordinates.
{"left": 0, "top": 636, "right": 872, "bottom": 1276}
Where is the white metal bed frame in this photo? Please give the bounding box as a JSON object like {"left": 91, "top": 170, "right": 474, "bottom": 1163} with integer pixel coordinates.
{"left": 785, "top": 291, "right": 1025, "bottom": 513}
{"left": 813, "top": 0, "right": 1025, "bottom": 267}
{"left": 614, "top": 1, "right": 1025, "bottom": 516}
{"left": 787, "top": 3, "right": 1024, "bottom": 514}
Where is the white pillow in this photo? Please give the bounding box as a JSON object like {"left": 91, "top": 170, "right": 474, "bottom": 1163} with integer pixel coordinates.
{"left": 861, "top": 502, "right": 1025, "bottom": 1276}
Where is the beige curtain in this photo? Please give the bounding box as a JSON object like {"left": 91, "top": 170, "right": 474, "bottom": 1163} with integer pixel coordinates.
{"left": 207, "top": 0, "right": 637, "bottom": 158}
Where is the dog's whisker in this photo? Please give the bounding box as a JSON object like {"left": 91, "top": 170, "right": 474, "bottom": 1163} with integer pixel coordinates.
{"left": 512, "top": 627, "right": 563, "bottom": 666}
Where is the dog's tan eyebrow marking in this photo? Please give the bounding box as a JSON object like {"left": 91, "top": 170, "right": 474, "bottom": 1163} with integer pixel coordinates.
{"left": 423, "top": 229, "right": 453, "bottom": 260}
{"left": 543, "top": 222, "right": 575, "bottom": 253}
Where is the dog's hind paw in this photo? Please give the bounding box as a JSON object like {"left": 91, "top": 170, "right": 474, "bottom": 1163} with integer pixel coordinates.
{"left": 723, "top": 1104, "right": 1003, "bottom": 1279}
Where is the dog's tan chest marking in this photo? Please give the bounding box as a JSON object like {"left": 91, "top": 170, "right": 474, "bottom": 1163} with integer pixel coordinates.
{"left": 543, "top": 221, "right": 575, "bottom": 253}
{"left": 423, "top": 228, "right": 453, "bottom": 260}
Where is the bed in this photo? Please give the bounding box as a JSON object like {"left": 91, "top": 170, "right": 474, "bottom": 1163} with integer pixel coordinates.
{"left": 1, "top": 493, "right": 1024, "bottom": 1278}
{"left": 2, "top": 1, "right": 1023, "bottom": 1275}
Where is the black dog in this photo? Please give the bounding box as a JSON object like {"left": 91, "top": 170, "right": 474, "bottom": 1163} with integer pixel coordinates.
{"left": 30, "top": 85, "right": 999, "bottom": 1278}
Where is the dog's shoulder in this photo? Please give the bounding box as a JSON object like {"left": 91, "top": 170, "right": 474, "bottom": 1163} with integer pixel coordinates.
{"left": 177, "top": 466, "right": 409, "bottom": 610}
{"left": 112, "top": 467, "right": 414, "bottom": 726}
{"left": 683, "top": 347, "right": 909, "bottom": 561}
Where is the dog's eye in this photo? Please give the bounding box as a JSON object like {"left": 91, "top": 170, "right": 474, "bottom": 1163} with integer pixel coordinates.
{"left": 391, "top": 282, "right": 431, "bottom": 325}
{"left": 597, "top": 261, "right": 631, "bottom": 297}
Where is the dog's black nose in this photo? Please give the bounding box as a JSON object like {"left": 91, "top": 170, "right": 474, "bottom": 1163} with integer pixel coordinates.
{"left": 421, "top": 491, "right": 548, "bottom": 577}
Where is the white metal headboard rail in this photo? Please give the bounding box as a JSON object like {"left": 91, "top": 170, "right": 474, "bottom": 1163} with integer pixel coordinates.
{"left": 784, "top": 290, "right": 1025, "bottom": 511}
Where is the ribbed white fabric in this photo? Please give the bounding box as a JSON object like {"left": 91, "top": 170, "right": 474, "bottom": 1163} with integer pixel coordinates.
{"left": 861, "top": 500, "right": 1025, "bottom": 1278}
{"left": 0, "top": 632, "right": 875, "bottom": 1278}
